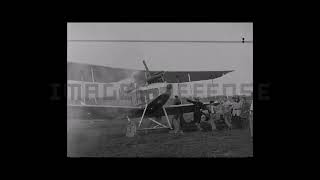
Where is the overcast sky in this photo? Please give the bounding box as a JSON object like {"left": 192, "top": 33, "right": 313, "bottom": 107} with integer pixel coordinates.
{"left": 67, "top": 23, "right": 252, "bottom": 74}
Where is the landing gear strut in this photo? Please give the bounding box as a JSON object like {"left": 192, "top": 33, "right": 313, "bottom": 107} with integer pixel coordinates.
{"left": 135, "top": 103, "right": 172, "bottom": 131}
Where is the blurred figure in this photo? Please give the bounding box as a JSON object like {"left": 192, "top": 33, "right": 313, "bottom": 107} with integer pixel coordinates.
{"left": 210, "top": 101, "right": 224, "bottom": 132}
{"left": 126, "top": 117, "right": 136, "bottom": 137}
{"left": 231, "top": 96, "right": 243, "bottom": 129}
{"left": 222, "top": 96, "right": 232, "bottom": 130}
{"left": 170, "top": 95, "right": 184, "bottom": 134}
{"left": 249, "top": 95, "right": 253, "bottom": 137}
{"left": 187, "top": 97, "right": 206, "bottom": 131}
{"left": 204, "top": 101, "right": 216, "bottom": 132}
{"left": 240, "top": 96, "right": 250, "bottom": 129}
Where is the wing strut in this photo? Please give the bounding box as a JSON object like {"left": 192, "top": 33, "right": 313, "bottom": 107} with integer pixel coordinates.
{"left": 163, "top": 106, "right": 172, "bottom": 129}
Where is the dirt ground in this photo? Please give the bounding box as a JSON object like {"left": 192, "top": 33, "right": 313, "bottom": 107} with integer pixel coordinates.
{"left": 67, "top": 115, "right": 253, "bottom": 157}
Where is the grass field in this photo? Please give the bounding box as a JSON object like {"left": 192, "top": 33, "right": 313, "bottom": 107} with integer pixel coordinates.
{"left": 67, "top": 112, "right": 253, "bottom": 157}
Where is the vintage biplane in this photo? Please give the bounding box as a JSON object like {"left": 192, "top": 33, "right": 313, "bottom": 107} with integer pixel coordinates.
{"left": 67, "top": 60, "right": 232, "bottom": 131}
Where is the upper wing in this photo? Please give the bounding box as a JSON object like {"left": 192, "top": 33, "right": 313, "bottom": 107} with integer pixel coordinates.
{"left": 67, "top": 62, "right": 233, "bottom": 84}
{"left": 67, "top": 104, "right": 143, "bottom": 120}
{"left": 68, "top": 62, "right": 145, "bottom": 84}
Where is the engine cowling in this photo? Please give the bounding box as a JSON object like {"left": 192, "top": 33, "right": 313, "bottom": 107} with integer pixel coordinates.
{"left": 146, "top": 71, "right": 165, "bottom": 84}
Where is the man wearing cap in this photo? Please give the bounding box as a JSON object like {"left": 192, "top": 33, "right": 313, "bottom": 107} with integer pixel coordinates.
{"left": 187, "top": 97, "right": 206, "bottom": 131}
{"left": 231, "top": 96, "right": 242, "bottom": 128}
{"left": 208, "top": 100, "right": 223, "bottom": 132}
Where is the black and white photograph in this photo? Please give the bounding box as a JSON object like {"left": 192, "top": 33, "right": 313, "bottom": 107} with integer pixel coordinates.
{"left": 67, "top": 22, "right": 253, "bottom": 157}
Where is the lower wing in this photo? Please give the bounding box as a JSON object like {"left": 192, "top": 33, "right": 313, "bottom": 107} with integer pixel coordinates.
{"left": 67, "top": 104, "right": 143, "bottom": 120}
{"left": 67, "top": 102, "right": 209, "bottom": 119}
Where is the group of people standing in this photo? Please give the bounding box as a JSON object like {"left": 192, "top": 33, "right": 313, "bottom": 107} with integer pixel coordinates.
{"left": 170, "top": 95, "right": 253, "bottom": 137}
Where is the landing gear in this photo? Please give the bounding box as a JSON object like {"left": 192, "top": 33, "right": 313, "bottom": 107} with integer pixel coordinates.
{"left": 136, "top": 103, "right": 172, "bottom": 131}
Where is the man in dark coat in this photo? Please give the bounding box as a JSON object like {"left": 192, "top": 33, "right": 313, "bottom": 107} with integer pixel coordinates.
{"left": 170, "top": 95, "right": 184, "bottom": 134}
{"left": 231, "top": 96, "right": 243, "bottom": 129}
{"left": 186, "top": 97, "right": 207, "bottom": 131}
